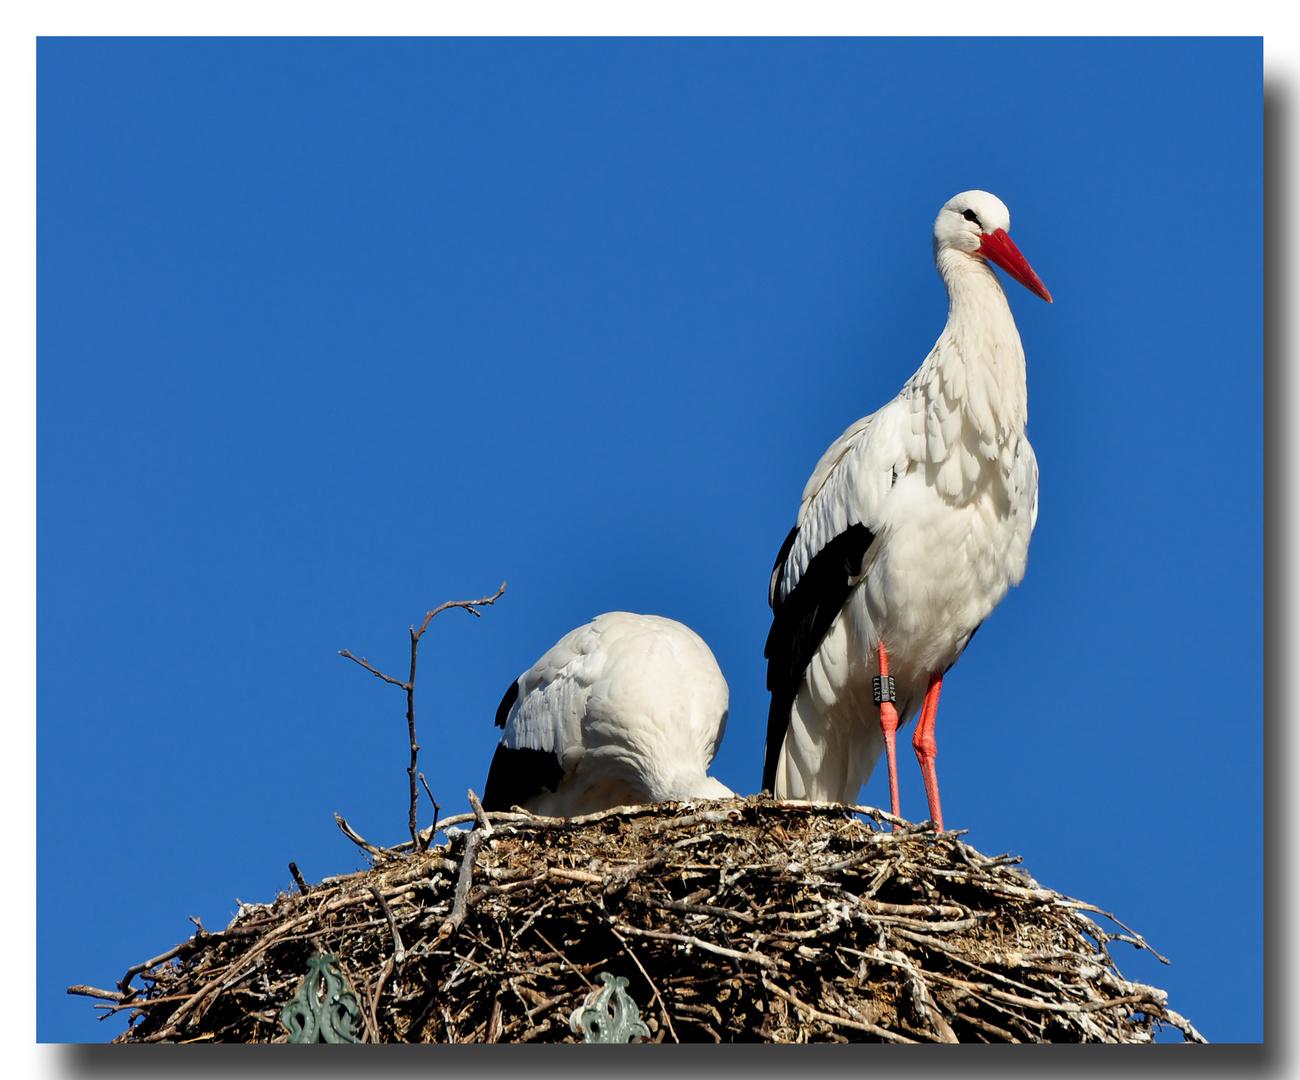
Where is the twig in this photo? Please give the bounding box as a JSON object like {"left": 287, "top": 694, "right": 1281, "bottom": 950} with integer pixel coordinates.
{"left": 419, "top": 773, "right": 441, "bottom": 835}
{"left": 340, "top": 956, "right": 380, "bottom": 1044}
{"left": 467, "top": 789, "right": 493, "bottom": 836}
{"left": 546, "top": 867, "right": 602, "bottom": 884}
{"left": 333, "top": 813, "right": 393, "bottom": 858}
{"left": 761, "top": 976, "right": 916, "bottom": 1043}
{"left": 340, "top": 582, "right": 507, "bottom": 849}
{"left": 436, "top": 831, "right": 484, "bottom": 944}
{"left": 67, "top": 985, "right": 128, "bottom": 1003}
{"left": 601, "top": 852, "right": 666, "bottom": 887}
{"left": 336, "top": 651, "right": 406, "bottom": 688}
{"left": 116, "top": 942, "right": 194, "bottom": 997}
{"left": 613, "top": 923, "right": 782, "bottom": 971}
{"left": 650, "top": 898, "right": 757, "bottom": 925}
{"left": 369, "top": 956, "right": 395, "bottom": 1042}
{"left": 288, "top": 862, "right": 309, "bottom": 895}
{"left": 369, "top": 885, "right": 406, "bottom": 965}
{"left": 530, "top": 927, "right": 594, "bottom": 990}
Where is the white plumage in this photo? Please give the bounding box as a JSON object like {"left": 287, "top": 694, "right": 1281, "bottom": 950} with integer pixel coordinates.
{"left": 763, "top": 190, "right": 1053, "bottom": 828}
{"left": 483, "top": 612, "right": 734, "bottom": 817}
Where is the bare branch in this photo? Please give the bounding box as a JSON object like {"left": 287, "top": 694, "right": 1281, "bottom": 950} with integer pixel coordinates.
{"left": 337, "top": 650, "right": 408, "bottom": 689}
{"left": 435, "top": 831, "right": 484, "bottom": 945}
{"left": 419, "top": 772, "right": 441, "bottom": 836}
{"left": 339, "top": 582, "right": 507, "bottom": 850}
{"left": 369, "top": 885, "right": 406, "bottom": 966}
{"left": 67, "top": 985, "right": 129, "bottom": 1003}
{"left": 466, "top": 789, "right": 492, "bottom": 836}
{"left": 412, "top": 582, "right": 508, "bottom": 641}
{"left": 334, "top": 813, "right": 396, "bottom": 859}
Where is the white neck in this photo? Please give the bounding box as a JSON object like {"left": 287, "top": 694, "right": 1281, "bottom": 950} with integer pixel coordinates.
{"left": 928, "top": 247, "right": 1029, "bottom": 441}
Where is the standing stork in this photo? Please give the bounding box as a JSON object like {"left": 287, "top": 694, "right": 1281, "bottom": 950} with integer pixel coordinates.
{"left": 483, "top": 612, "right": 734, "bottom": 817}
{"left": 763, "top": 190, "right": 1053, "bottom": 829}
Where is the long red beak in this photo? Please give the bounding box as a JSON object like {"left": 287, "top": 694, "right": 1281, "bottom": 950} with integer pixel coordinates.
{"left": 979, "top": 228, "right": 1053, "bottom": 303}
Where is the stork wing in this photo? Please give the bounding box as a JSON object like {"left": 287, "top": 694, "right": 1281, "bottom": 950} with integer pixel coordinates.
{"left": 481, "top": 623, "right": 600, "bottom": 811}
{"left": 762, "top": 396, "right": 914, "bottom": 793}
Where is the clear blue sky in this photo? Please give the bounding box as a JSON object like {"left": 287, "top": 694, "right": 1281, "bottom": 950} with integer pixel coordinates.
{"left": 37, "top": 37, "right": 1261, "bottom": 1043}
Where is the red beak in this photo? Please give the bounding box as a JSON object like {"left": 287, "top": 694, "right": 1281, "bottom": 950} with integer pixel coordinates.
{"left": 978, "top": 228, "right": 1053, "bottom": 303}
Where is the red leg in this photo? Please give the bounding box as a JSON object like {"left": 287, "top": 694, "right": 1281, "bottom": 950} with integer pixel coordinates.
{"left": 876, "top": 642, "right": 902, "bottom": 828}
{"left": 912, "top": 673, "right": 944, "bottom": 831}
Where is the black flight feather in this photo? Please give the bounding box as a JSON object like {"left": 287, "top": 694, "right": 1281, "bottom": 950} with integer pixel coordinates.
{"left": 762, "top": 521, "right": 875, "bottom": 793}
{"left": 482, "top": 745, "right": 565, "bottom": 811}
{"left": 494, "top": 681, "right": 519, "bottom": 729}
{"left": 483, "top": 678, "right": 565, "bottom": 810}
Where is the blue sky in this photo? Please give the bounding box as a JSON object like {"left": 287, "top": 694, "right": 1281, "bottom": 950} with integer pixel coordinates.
{"left": 37, "top": 37, "right": 1261, "bottom": 1043}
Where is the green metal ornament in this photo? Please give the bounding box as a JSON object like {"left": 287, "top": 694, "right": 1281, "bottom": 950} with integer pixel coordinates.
{"left": 280, "top": 954, "right": 363, "bottom": 1043}
{"left": 569, "top": 972, "right": 652, "bottom": 1044}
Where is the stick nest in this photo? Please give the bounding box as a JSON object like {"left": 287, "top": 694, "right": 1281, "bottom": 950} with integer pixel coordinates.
{"left": 79, "top": 797, "right": 1204, "bottom": 1044}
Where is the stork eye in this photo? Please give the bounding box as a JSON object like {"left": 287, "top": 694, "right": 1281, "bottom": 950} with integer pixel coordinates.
{"left": 962, "top": 209, "right": 982, "bottom": 227}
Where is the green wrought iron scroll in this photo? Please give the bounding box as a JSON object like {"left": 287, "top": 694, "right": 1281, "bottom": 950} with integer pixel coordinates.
{"left": 280, "top": 953, "right": 362, "bottom": 1043}
{"left": 569, "top": 972, "right": 652, "bottom": 1043}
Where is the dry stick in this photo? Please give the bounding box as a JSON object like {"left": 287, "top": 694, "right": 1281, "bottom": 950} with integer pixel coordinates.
{"left": 1163, "top": 1010, "right": 1208, "bottom": 1044}
{"left": 761, "top": 976, "right": 916, "bottom": 1043}
{"left": 436, "top": 831, "right": 484, "bottom": 943}
{"left": 370, "top": 885, "right": 406, "bottom": 965}
{"left": 288, "top": 862, "right": 309, "bottom": 895}
{"left": 879, "top": 944, "right": 958, "bottom": 1043}
{"left": 369, "top": 956, "right": 396, "bottom": 1042}
{"left": 89, "top": 993, "right": 198, "bottom": 1015}
{"left": 603, "top": 853, "right": 667, "bottom": 896}
{"left": 546, "top": 867, "right": 602, "bottom": 885}
{"left": 826, "top": 889, "right": 967, "bottom": 920}
{"left": 342, "top": 958, "right": 382, "bottom": 1045}
{"left": 486, "top": 993, "right": 504, "bottom": 1043}
{"left": 67, "top": 985, "right": 128, "bottom": 1003}
{"left": 890, "top": 927, "right": 1070, "bottom": 1000}
{"left": 530, "top": 927, "right": 595, "bottom": 990}
{"left": 956, "top": 1009, "right": 1021, "bottom": 1043}
{"left": 467, "top": 789, "right": 493, "bottom": 835}
{"left": 340, "top": 582, "right": 507, "bottom": 850}
{"left": 651, "top": 898, "right": 758, "bottom": 925}
{"left": 613, "top": 923, "right": 783, "bottom": 971}
{"left": 115, "top": 942, "right": 195, "bottom": 998}
{"left": 418, "top": 773, "right": 441, "bottom": 836}
{"left": 1069, "top": 905, "right": 1170, "bottom": 964}
{"left": 334, "top": 813, "right": 394, "bottom": 858}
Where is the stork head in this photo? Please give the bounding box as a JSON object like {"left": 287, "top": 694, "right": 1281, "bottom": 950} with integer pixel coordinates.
{"left": 934, "top": 190, "right": 1053, "bottom": 303}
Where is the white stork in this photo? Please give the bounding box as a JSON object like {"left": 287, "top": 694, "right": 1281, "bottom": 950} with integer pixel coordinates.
{"left": 483, "top": 612, "right": 734, "bottom": 817}
{"left": 763, "top": 190, "right": 1053, "bottom": 829}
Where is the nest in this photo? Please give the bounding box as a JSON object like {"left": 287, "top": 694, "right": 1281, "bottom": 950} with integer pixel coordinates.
{"left": 74, "top": 797, "right": 1205, "bottom": 1044}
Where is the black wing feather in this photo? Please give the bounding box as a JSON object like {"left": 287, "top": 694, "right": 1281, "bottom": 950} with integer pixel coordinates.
{"left": 483, "top": 677, "right": 565, "bottom": 810}
{"left": 762, "top": 521, "right": 875, "bottom": 793}
{"left": 494, "top": 681, "right": 519, "bottom": 728}
{"left": 482, "top": 745, "right": 565, "bottom": 811}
